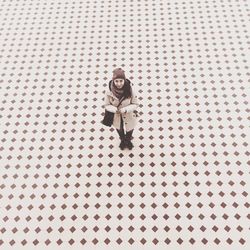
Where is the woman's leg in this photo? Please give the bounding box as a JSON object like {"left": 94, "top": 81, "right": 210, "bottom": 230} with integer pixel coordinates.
{"left": 117, "top": 115, "right": 126, "bottom": 150}
{"left": 116, "top": 128, "right": 125, "bottom": 139}
{"left": 116, "top": 114, "right": 125, "bottom": 139}
{"left": 125, "top": 129, "right": 134, "bottom": 141}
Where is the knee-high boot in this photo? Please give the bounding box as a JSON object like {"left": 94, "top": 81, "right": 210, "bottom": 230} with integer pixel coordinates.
{"left": 125, "top": 129, "right": 134, "bottom": 150}
{"left": 116, "top": 115, "right": 126, "bottom": 150}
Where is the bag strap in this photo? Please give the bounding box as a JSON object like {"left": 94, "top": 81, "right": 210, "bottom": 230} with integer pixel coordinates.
{"left": 117, "top": 96, "right": 125, "bottom": 107}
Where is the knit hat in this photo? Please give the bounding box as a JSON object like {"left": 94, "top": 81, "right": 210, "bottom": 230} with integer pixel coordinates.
{"left": 112, "top": 68, "right": 126, "bottom": 81}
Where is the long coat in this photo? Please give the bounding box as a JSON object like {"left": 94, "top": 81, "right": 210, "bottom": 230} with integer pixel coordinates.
{"left": 103, "top": 80, "right": 139, "bottom": 131}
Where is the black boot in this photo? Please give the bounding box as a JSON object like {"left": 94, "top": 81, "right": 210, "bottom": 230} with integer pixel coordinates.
{"left": 125, "top": 130, "right": 134, "bottom": 150}
{"left": 116, "top": 129, "right": 126, "bottom": 150}
{"left": 119, "top": 138, "right": 127, "bottom": 150}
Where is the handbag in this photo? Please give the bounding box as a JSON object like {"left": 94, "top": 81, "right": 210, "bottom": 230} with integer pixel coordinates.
{"left": 101, "top": 110, "right": 114, "bottom": 127}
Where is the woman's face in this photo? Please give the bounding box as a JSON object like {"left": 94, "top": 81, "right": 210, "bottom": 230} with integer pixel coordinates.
{"left": 114, "top": 78, "right": 125, "bottom": 89}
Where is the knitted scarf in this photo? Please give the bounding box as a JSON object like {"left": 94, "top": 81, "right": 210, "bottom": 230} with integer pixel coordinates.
{"left": 111, "top": 80, "right": 125, "bottom": 100}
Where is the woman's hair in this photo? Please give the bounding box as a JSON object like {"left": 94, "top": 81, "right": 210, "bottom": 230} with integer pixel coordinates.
{"left": 109, "top": 79, "right": 132, "bottom": 99}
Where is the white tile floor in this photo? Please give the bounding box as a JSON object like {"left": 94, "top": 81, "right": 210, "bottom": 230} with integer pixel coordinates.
{"left": 0, "top": 0, "right": 250, "bottom": 249}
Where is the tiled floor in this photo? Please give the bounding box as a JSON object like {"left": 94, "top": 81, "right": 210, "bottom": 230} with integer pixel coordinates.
{"left": 0, "top": 0, "right": 249, "bottom": 249}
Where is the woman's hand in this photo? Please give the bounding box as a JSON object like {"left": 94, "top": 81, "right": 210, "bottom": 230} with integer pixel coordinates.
{"left": 119, "top": 107, "right": 127, "bottom": 113}
{"left": 116, "top": 107, "right": 121, "bottom": 114}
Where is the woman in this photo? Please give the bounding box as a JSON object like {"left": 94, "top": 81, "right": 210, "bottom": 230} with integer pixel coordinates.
{"left": 103, "top": 68, "right": 139, "bottom": 150}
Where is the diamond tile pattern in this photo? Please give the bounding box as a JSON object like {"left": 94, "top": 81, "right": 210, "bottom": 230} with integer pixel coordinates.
{"left": 0, "top": 0, "right": 250, "bottom": 249}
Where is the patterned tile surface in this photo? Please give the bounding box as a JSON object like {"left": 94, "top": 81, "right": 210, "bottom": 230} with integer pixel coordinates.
{"left": 0, "top": 0, "right": 249, "bottom": 249}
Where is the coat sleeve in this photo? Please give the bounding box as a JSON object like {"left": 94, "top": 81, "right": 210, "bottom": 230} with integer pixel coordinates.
{"left": 124, "top": 88, "right": 139, "bottom": 113}
{"left": 104, "top": 92, "right": 117, "bottom": 113}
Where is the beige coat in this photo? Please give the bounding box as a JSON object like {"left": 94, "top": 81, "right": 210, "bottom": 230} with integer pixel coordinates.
{"left": 103, "top": 87, "right": 139, "bottom": 131}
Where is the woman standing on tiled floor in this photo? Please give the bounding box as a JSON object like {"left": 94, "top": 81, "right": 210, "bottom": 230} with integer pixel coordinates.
{"left": 104, "top": 68, "right": 139, "bottom": 150}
